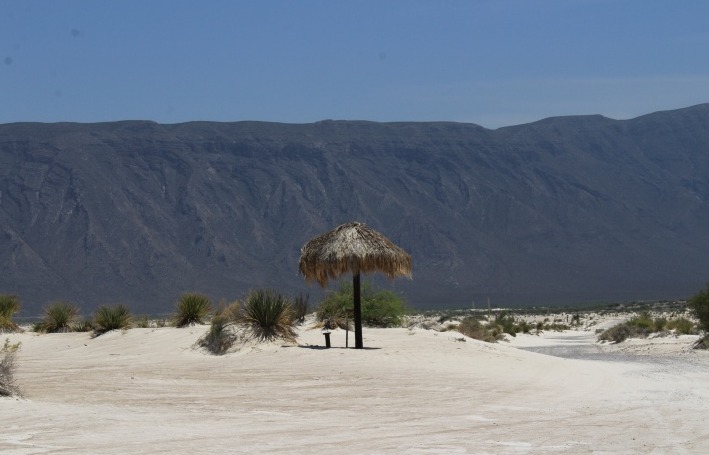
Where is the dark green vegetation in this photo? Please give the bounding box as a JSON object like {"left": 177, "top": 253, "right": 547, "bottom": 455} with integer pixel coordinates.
{"left": 92, "top": 305, "right": 132, "bottom": 336}
{"left": 4, "top": 104, "right": 709, "bottom": 314}
{"left": 598, "top": 311, "right": 697, "bottom": 343}
{"left": 173, "top": 293, "right": 212, "bottom": 327}
{"left": 0, "top": 295, "right": 21, "bottom": 332}
{"left": 316, "top": 281, "right": 407, "bottom": 328}
{"left": 454, "top": 311, "right": 570, "bottom": 343}
{"left": 0, "top": 338, "right": 21, "bottom": 397}
{"left": 198, "top": 290, "right": 298, "bottom": 354}
{"left": 689, "top": 282, "right": 709, "bottom": 349}
{"left": 35, "top": 301, "right": 79, "bottom": 333}
{"left": 241, "top": 290, "right": 297, "bottom": 343}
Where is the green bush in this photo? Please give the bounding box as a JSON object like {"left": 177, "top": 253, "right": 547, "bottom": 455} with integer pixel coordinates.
{"left": 630, "top": 311, "right": 655, "bottom": 331}
{"left": 173, "top": 293, "right": 212, "bottom": 327}
{"left": 493, "top": 311, "right": 519, "bottom": 337}
{"left": 457, "top": 317, "right": 504, "bottom": 343}
{"left": 241, "top": 289, "right": 296, "bottom": 343}
{"left": 36, "top": 301, "right": 79, "bottom": 333}
{"left": 0, "top": 338, "right": 21, "bottom": 397}
{"left": 689, "top": 282, "right": 709, "bottom": 332}
{"left": 93, "top": 304, "right": 132, "bottom": 336}
{"left": 666, "top": 317, "right": 696, "bottom": 335}
{"left": 654, "top": 316, "right": 668, "bottom": 332}
{"left": 597, "top": 312, "right": 694, "bottom": 343}
{"left": 0, "top": 295, "right": 21, "bottom": 333}
{"left": 598, "top": 324, "right": 634, "bottom": 343}
{"left": 316, "top": 281, "right": 407, "bottom": 328}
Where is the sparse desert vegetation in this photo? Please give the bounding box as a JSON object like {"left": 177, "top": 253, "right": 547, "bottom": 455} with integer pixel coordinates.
{"left": 198, "top": 302, "right": 241, "bottom": 355}
{"left": 598, "top": 311, "right": 698, "bottom": 343}
{"left": 0, "top": 338, "right": 21, "bottom": 397}
{"left": 0, "top": 295, "right": 22, "bottom": 333}
{"left": 93, "top": 304, "right": 132, "bottom": 336}
{"left": 197, "top": 290, "right": 299, "bottom": 354}
{"left": 689, "top": 282, "right": 709, "bottom": 349}
{"left": 316, "top": 280, "right": 407, "bottom": 328}
{"left": 240, "top": 289, "right": 297, "bottom": 343}
{"left": 173, "top": 293, "right": 212, "bottom": 328}
{"left": 35, "top": 301, "right": 79, "bottom": 333}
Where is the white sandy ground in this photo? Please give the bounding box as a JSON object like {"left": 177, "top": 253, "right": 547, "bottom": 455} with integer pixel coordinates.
{"left": 2, "top": 316, "right": 708, "bottom": 455}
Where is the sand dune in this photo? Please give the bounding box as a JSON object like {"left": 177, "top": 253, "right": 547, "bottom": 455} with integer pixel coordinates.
{"left": 2, "top": 320, "right": 708, "bottom": 454}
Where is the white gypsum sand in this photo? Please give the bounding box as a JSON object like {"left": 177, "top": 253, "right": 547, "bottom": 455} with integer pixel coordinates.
{"left": 1, "top": 319, "right": 708, "bottom": 455}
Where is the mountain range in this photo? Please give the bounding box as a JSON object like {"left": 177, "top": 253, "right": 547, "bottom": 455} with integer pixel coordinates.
{"left": 2, "top": 104, "right": 709, "bottom": 316}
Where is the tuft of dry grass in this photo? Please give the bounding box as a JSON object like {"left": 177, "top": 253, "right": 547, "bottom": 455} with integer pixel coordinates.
{"left": 198, "top": 302, "right": 240, "bottom": 355}
{"left": 0, "top": 338, "right": 21, "bottom": 397}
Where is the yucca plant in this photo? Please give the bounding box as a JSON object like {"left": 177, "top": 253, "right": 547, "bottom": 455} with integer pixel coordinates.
{"left": 37, "top": 301, "right": 79, "bottom": 333}
{"left": 0, "top": 295, "right": 21, "bottom": 333}
{"left": 93, "top": 304, "right": 132, "bottom": 336}
{"left": 173, "top": 293, "right": 212, "bottom": 327}
{"left": 241, "top": 289, "right": 297, "bottom": 343}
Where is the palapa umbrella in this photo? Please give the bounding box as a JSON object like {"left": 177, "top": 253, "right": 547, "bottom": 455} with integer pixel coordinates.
{"left": 299, "top": 221, "right": 412, "bottom": 349}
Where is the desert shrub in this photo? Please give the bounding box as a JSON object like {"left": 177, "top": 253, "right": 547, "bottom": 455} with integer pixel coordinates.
{"left": 292, "top": 293, "right": 309, "bottom": 324}
{"left": 0, "top": 338, "right": 21, "bottom": 397}
{"left": 666, "top": 317, "right": 695, "bottom": 335}
{"left": 517, "top": 319, "right": 531, "bottom": 334}
{"left": 654, "top": 316, "right": 668, "bottom": 333}
{"left": 631, "top": 311, "right": 655, "bottom": 331}
{"left": 493, "top": 311, "right": 519, "bottom": 337}
{"left": 241, "top": 289, "right": 296, "bottom": 343}
{"left": 134, "top": 315, "right": 151, "bottom": 328}
{"left": 689, "top": 282, "right": 709, "bottom": 332}
{"left": 93, "top": 304, "right": 132, "bottom": 336}
{"left": 543, "top": 323, "right": 570, "bottom": 331}
{"left": 0, "top": 295, "right": 21, "bottom": 333}
{"left": 315, "top": 289, "right": 352, "bottom": 330}
{"left": 198, "top": 302, "right": 240, "bottom": 355}
{"left": 457, "top": 317, "right": 504, "bottom": 343}
{"left": 72, "top": 318, "right": 95, "bottom": 332}
{"left": 598, "top": 324, "right": 633, "bottom": 343}
{"left": 316, "top": 281, "right": 407, "bottom": 328}
{"left": 36, "top": 301, "right": 79, "bottom": 333}
{"left": 173, "top": 293, "right": 212, "bottom": 327}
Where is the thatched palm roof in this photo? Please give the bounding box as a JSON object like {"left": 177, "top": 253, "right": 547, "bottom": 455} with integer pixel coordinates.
{"left": 299, "top": 221, "right": 412, "bottom": 287}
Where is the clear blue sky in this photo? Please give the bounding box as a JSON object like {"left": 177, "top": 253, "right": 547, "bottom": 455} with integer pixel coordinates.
{"left": 2, "top": 0, "right": 708, "bottom": 128}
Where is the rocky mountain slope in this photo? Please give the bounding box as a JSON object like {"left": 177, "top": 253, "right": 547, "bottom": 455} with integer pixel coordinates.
{"left": 2, "top": 104, "right": 709, "bottom": 315}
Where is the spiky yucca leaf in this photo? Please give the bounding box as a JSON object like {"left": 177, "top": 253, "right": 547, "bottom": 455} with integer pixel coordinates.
{"left": 241, "top": 290, "right": 296, "bottom": 343}
{"left": 0, "top": 295, "right": 21, "bottom": 333}
{"left": 38, "top": 302, "right": 79, "bottom": 333}
{"left": 93, "top": 305, "right": 132, "bottom": 336}
{"left": 174, "top": 293, "right": 212, "bottom": 327}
